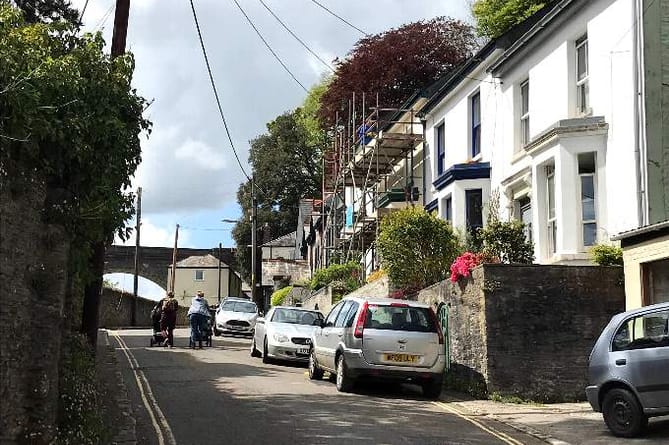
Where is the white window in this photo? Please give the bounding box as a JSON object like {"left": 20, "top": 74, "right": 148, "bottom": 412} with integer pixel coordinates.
{"left": 546, "top": 165, "right": 557, "bottom": 255}
{"left": 518, "top": 196, "right": 532, "bottom": 244}
{"left": 578, "top": 153, "right": 597, "bottom": 247}
{"left": 194, "top": 270, "right": 204, "bottom": 281}
{"left": 520, "top": 79, "right": 530, "bottom": 146}
{"left": 576, "top": 34, "right": 589, "bottom": 115}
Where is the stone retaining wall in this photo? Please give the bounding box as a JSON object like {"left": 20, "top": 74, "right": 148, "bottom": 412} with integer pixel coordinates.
{"left": 99, "top": 288, "right": 190, "bottom": 328}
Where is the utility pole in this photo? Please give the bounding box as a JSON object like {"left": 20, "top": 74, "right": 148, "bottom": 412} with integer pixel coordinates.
{"left": 170, "top": 224, "right": 179, "bottom": 293}
{"left": 132, "top": 187, "right": 142, "bottom": 326}
{"left": 251, "top": 178, "right": 259, "bottom": 309}
{"left": 81, "top": 0, "right": 132, "bottom": 348}
{"left": 217, "top": 242, "right": 222, "bottom": 303}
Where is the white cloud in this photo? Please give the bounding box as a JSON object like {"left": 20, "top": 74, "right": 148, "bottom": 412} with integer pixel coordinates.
{"left": 114, "top": 217, "right": 191, "bottom": 248}
{"left": 175, "top": 139, "right": 227, "bottom": 171}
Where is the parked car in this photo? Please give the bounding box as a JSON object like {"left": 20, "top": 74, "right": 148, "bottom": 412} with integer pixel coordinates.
{"left": 308, "top": 296, "right": 446, "bottom": 398}
{"left": 586, "top": 301, "right": 669, "bottom": 437}
{"left": 251, "top": 306, "right": 324, "bottom": 363}
{"left": 213, "top": 297, "right": 259, "bottom": 336}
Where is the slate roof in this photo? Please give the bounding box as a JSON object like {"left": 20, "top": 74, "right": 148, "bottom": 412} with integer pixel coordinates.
{"left": 176, "top": 254, "right": 224, "bottom": 268}
{"left": 261, "top": 231, "right": 297, "bottom": 248}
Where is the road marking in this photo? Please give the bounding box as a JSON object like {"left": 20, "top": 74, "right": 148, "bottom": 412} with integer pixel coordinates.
{"left": 433, "top": 402, "right": 525, "bottom": 445}
{"left": 111, "top": 331, "right": 177, "bottom": 445}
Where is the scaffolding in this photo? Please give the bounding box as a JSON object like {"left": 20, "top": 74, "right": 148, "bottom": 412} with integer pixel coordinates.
{"left": 321, "top": 93, "right": 425, "bottom": 278}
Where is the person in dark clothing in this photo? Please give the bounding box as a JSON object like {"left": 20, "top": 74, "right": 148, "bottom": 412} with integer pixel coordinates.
{"left": 160, "top": 291, "right": 179, "bottom": 347}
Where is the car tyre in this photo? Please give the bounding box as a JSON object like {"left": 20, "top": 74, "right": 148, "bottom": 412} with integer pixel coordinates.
{"left": 308, "top": 350, "right": 324, "bottom": 380}
{"left": 602, "top": 388, "right": 648, "bottom": 438}
{"left": 422, "top": 376, "right": 443, "bottom": 400}
{"left": 250, "top": 338, "right": 262, "bottom": 358}
{"left": 262, "top": 338, "right": 271, "bottom": 364}
{"left": 335, "top": 355, "right": 354, "bottom": 393}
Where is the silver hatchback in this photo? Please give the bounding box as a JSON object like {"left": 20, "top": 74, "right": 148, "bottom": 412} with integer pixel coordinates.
{"left": 308, "top": 296, "right": 446, "bottom": 398}
{"left": 586, "top": 301, "right": 669, "bottom": 437}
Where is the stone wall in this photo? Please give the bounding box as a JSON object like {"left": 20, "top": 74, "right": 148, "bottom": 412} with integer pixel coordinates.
{"left": 301, "top": 286, "right": 334, "bottom": 314}
{"left": 1, "top": 180, "right": 71, "bottom": 443}
{"left": 415, "top": 264, "right": 625, "bottom": 402}
{"left": 99, "top": 288, "right": 190, "bottom": 328}
{"left": 261, "top": 259, "right": 311, "bottom": 286}
{"left": 344, "top": 276, "right": 390, "bottom": 299}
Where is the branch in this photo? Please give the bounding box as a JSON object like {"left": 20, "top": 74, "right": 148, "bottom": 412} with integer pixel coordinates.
{"left": 0, "top": 133, "right": 30, "bottom": 142}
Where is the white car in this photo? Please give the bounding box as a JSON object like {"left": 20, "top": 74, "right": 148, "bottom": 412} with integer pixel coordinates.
{"left": 214, "top": 298, "right": 259, "bottom": 336}
{"left": 251, "top": 306, "right": 324, "bottom": 363}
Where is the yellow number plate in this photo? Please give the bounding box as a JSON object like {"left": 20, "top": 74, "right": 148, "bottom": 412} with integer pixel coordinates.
{"left": 384, "top": 353, "right": 418, "bottom": 363}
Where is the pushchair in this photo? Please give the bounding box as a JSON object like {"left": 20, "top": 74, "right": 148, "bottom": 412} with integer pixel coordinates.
{"left": 188, "top": 312, "right": 213, "bottom": 348}
{"left": 149, "top": 301, "right": 167, "bottom": 347}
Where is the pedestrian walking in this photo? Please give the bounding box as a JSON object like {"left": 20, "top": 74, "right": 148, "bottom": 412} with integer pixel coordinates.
{"left": 188, "top": 290, "right": 210, "bottom": 349}
{"left": 160, "top": 291, "right": 179, "bottom": 347}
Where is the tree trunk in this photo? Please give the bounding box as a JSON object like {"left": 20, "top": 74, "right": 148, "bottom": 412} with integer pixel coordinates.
{"left": 81, "top": 241, "right": 106, "bottom": 349}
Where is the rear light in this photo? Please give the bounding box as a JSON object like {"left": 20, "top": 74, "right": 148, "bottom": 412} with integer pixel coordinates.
{"left": 390, "top": 302, "right": 409, "bottom": 307}
{"left": 354, "top": 301, "right": 369, "bottom": 338}
{"left": 428, "top": 308, "right": 444, "bottom": 345}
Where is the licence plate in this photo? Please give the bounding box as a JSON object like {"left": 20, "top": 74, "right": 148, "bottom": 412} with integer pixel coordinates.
{"left": 384, "top": 353, "right": 418, "bottom": 363}
{"left": 229, "top": 325, "right": 244, "bottom": 330}
{"left": 297, "top": 348, "right": 310, "bottom": 355}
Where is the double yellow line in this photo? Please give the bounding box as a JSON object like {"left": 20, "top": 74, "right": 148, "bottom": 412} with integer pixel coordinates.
{"left": 433, "top": 401, "right": 525, "bottom": 445}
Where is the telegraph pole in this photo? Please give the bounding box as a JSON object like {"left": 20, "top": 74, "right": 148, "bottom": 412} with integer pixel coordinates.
{"left": 111, "top": 0, "right": 130, "bottom": 58}
{"left": 217, "top": 242, "right": 222, "bottom": 303}
{"left": 132, "top": 187, "right": 142, "bottom": 326}
{"left": 170, "top": 224, "right": 179, "bottom": 293}
{"left": 251, "top": 178, "right": 259, "bottom": 308}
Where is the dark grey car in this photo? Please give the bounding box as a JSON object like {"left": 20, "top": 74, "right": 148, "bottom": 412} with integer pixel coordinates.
{"left": 586, "top": 301, "right": 669, "bottom": 437}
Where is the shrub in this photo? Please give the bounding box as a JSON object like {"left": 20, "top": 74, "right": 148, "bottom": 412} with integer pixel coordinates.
{"left": 310, "top": 261, "right": 361, "bottom": 293}
{"left": 378, "top": 207, "right": 462, "bottom": 291}
{"left": 481, "top": 220, "right": 534, "bottom": 264}
{"left": 450, "top": 252, "right": 483, "bottom": 282}
{"left": 590, "top": 244, "right": 623, "bottom": 266}
{"left": 270, "top": 286, "right": 293, "bottom": 307}
{"left": 366, "top": 269, "right": 386, "bottom": 283}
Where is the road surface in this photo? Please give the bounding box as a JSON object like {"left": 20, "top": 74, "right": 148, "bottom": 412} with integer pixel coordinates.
{"left": 110, "top": 328, "right": 546, "bottom": 445}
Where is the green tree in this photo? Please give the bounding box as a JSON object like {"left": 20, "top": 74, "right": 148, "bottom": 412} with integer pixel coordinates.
{"left": 377, "top": 207, "right": 462, "bottom": 291}
{"left": 472, "top": 0, "right": 547, "bottom": 38}
{"left": 233, "top": 109, "right": 323, "bottom": 281}
{"left": 270, "top": 285, "right": 293, "bottom": 307}
{"left": 11, "top": 0, "right": 81, "bottom": 24}
{"left": 590, "top": 245, "right": 623, "bottom": 266}
{"left": 481, "top": 220, "right": 534, "bottom": 263}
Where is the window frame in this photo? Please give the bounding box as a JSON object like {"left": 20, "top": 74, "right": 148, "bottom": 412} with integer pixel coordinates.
{"left": 444, "top": 196, "right": 453, "bottom": 223}
{"left": 546, "top": 165, "right": 557, "bottom": 255}
{"left": 612, "top": 310, "right": 669, "bottom": 352}
{"left": 194, "top": 269, "right": 204, "bottom": 281}
{"left": 465, "top": 189, "right": 483, "bottom": 230}
{"left": 576, "top": 34, "right": 589, "bottom": 115}
{"left": 435, "top": 121, "right": 446, "bottom": 176}
{"left": 519, "top": 79, "right": 530, "bottom": 146}
{"left": 470, "top": 92, "right": 481, "bottom": 158}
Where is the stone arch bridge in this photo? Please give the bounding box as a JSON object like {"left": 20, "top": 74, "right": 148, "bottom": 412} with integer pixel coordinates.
{"left": 105, "top": 245, "right": 236, "bottom": 290}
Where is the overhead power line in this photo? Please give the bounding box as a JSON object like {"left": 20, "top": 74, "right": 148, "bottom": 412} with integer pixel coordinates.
{"left": 230, "top": 0, "right": 308, "bottom": 92}
{"left": 308, "top": 0, "right": 368, "bottom": 36}
{"left": 258, "top": 0, "right": 334, "bottom": 72}
{"left": 188, "top": 0, "right": 252, "bottom": 183}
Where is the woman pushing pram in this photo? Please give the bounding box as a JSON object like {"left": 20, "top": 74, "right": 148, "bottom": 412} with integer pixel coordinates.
{"left": 188, "top": 291, "right": 212, "bottom": 349}
{"left": 150, "top": 291, "right": 178, "bottom": 347}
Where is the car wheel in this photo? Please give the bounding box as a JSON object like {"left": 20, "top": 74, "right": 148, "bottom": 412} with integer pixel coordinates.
{"left": 335, "top": 355, "right": 354, "bottom": 393}
{"left": 308, "top": 350, "right": 324, "bottom": 380}
{"left": 602, "top": 388, "right": 648, "bottom": 437}
{"left": 250, "top": 338, "right": 262, "bottom": 358}
{"left": 262, "top": 338, "right": 271, "bottom": 364}
{"left": 422, "top": 376, "right": 443, "bottom": 400}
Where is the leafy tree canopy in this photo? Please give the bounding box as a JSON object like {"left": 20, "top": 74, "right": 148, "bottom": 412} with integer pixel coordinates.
{"left": 11, "top": 0, "right": 80, "bottom": 24}
{"left": 377, "top": 207, "right": 462, "bottom": 291}
{"left": 319, "top": 17, "right": 477, "bottom": 126}
{"left": 232, "top": 108, "right": 323, "bottom": 281}
{"left": 472, "top": 0, "right": 547, "bottom": 38}
{"left": 0, "top": 4, "right": 150, "bottom": 273}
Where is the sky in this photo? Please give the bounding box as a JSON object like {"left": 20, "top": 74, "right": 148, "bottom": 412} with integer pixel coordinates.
{"left": 72, "top": 0, "right": 472, "bottom": 254}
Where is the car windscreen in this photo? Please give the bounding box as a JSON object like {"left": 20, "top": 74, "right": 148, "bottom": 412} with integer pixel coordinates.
{"left": 220, "top": 301, "right": 257, "bottom": 313}
{"left": 364, "top": 305, "right": 437, "bottom": 333}
{"left": 271, "top": 308, "right": 323, "bottom": 325}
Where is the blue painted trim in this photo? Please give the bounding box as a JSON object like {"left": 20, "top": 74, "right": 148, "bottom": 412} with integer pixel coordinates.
{"left": 432, "top": 162, "right": 491, "bottom": 191}
{"left": 425, "top": 199, "right": 438, "bottom": 212}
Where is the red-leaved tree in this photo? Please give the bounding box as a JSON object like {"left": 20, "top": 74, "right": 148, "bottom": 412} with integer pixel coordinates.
{"left": 319, "top": 17, "right": 477, "bottom": 126}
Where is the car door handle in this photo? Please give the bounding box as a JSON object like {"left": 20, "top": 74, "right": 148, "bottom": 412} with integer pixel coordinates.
{"left": 615, "top": 358, "right": 627, "bottom": 366}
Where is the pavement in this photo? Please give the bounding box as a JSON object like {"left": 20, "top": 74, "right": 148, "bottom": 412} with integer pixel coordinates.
{"left": 99, "top": 331, "right": 669, "bottom": 445}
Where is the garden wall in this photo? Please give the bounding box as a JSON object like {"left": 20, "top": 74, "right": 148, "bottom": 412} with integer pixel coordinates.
{"left": 415, "top": 264, "right": 625, "bottom": 402}
{"left": 99, "top": 288, "right": 190, "bottom": 328}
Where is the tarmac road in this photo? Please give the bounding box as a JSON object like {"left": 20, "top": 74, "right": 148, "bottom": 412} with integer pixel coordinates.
{"left": 110, "top": 328, "right": 546, "bottom": 445}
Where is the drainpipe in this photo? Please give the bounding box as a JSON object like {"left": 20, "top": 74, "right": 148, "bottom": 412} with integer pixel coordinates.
{"left": 421, "top": 118, "right": 427, "bottom": 207}
{"left": 632, "top": 0, "right": 648, "bottom": 227}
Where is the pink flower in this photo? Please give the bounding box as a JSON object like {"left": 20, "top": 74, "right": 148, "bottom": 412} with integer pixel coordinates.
{"left": 450, "top": 252, "right": 482, "bottom": 282}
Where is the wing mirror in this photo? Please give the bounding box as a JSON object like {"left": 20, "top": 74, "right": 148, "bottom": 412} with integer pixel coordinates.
{"left": 257, "top": 317, "right": 265, "bottom": 324}
{"left": 313, "top": 319, "right": 325, "bottom": 327}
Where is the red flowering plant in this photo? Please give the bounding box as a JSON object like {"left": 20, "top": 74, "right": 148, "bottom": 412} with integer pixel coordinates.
{"left": 449, "top": 252, "right": 483, "bottom": 282}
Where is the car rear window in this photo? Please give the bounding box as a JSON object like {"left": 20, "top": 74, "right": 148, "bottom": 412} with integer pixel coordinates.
{"left": 364, "top": 305, "right": 437, "bottom": 333}
{"left": 271, "top": 309, "right": 323, "bottom": 325}
{"left": 220, "top": 301, "right": 257, "bottom": 313}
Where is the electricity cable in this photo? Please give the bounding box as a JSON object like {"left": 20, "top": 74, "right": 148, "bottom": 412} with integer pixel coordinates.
{"left": 258, "top": 0, "right": 334, "bottom": 72}
{"left": 230, "top": 0, "right": 309, "bottom": 92}
{"left": 308, "top": 0, "right": 368, "bottom": 36}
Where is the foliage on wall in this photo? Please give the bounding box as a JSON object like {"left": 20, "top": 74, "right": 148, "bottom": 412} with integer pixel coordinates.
{"left": 270, "top": 285, "right": 293, "bottom": 307}
{"left": 590, "top": 244, "right": 624, "bottom": 266}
